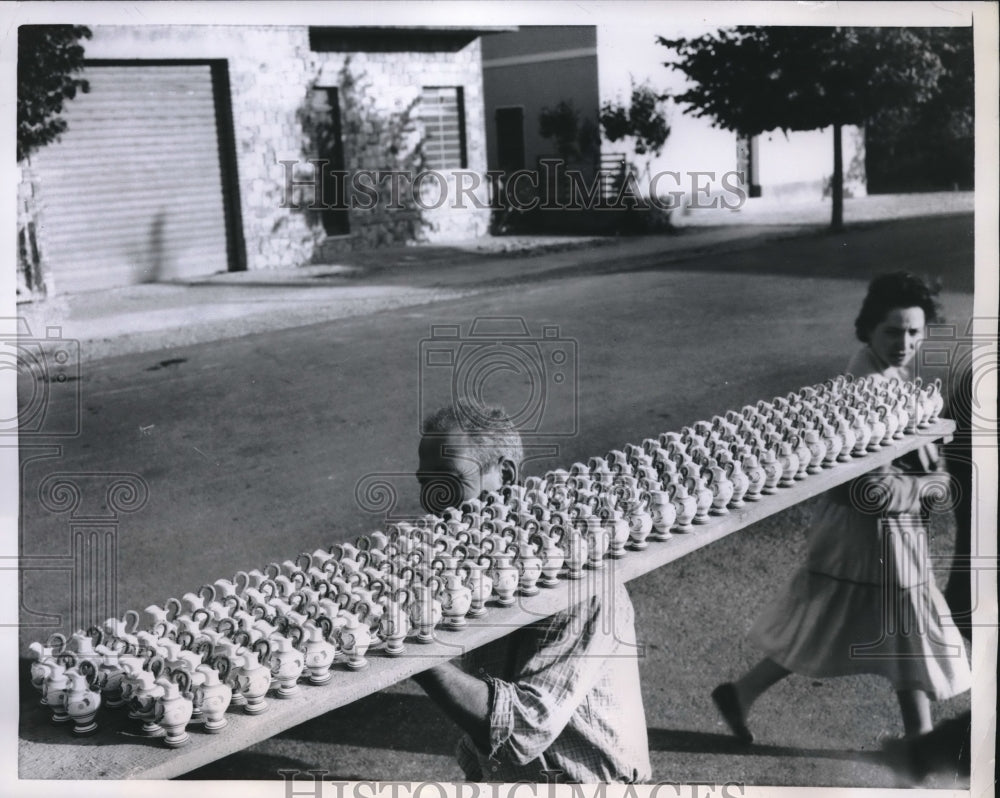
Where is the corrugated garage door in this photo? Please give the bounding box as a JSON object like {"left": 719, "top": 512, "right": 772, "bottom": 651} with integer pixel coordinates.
{"left": 30, "top": 63, "right": 233, "bottom": 293}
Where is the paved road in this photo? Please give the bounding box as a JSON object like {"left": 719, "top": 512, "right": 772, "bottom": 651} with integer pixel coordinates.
{"left": 17, "top": 214, "right": 977, "bottom": 787}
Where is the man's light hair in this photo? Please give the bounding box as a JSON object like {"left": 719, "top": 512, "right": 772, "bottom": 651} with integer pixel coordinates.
{"left": 422, "top": 400, "right": 524, "bottom": 473}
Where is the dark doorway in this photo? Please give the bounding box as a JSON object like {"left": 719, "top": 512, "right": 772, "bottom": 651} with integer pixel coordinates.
{"left": 496, "top": 106, "right": 525, "bottom": 175}
{"left": 308, "top": 86, "right": 350, "bottom": 236}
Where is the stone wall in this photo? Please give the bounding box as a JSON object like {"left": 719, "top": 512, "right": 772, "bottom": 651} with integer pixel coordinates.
{"left": 24, "top": 25, "right": 490, "bottom": 287}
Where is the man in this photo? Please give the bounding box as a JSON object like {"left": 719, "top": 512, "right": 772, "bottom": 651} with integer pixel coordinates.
{"left": 413, "top": 401, "right": 652, "bottom": 783}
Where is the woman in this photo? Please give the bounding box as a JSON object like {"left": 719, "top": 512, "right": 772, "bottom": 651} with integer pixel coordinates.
{"left": 712, "top": 271, "right": 971, "bottom": 744}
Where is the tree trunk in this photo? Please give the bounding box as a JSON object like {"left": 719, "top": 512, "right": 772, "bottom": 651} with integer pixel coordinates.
{"left": 17, "top": 157, "right": 51, "bottom": 298}
{"left": 831, "top": 122, "right": 844, "bottom": 231}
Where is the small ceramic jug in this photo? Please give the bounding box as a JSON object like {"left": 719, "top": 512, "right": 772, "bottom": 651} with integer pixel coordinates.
{"left": 28, "top": 641, "right": 59, "bottom": 703}
{"left": 533, "top": 530, "right": 565, "bottom": 586}
{"left": 338, "top": 611, "right": 372, "bottom": 670}
{"left": 878, "top": 403, "right": 899, "bottom": 442}
{"left": 266, "top": 635, "right": 305, "bottom": 698}
{"left": 775, "top": 441, "right": 799, "bottom": 489}
{"left": 835, "top": 417, "right": 857, "bottom": 461}
{"left": 64, "top": 667, "right": 101, "bottom": 735}
{"left": 235, "top": 649, "right": 271, "bottom": 714}
{"left": 302, "top": 622, "right": 338, "bottom": 683}
{"left": 195, "top": 663, "right": 232, "bottom": 732}
{"left": 627, "top": 493, "right": 654, "bottom": 549}
{"left": 787, "top": 433, "right": 811, "bottom": 480}
{"left": 514, "top": 543, "right": 542, "bottom": 596}
{"left": 723, "top": 460, "right": 749, "bottom": 508}
{"left": 685, "top": 474, "right": 713, "bottom": 524}
{"left": 43, "top": 662, "right": 72, "bottom": 723}
{"left": 584, "top": 517, "right": 610, "bottom": 569}
{"left": 154, "top": 674, "right": 193, "bottom": 747}
{"left": 645, "top": 488, "right": 676, "bottom": 541}
{"left": 440, "top": 572, "right": 473, "bottom": 628}
{"left": 562, "top": 525, "right": 588, "bottom": 579}
{"left": 489, "top": 552, "right": 519, "bottom": 606}
{"left": 408, "top": 582, "right": 443, "bottom": 642}
{"left": 739, "top": 452, "right": 765, "bottom": 501}
{"left": 705, "top": 465, "right": 735, "bottom": 514}
{"left": 600, "top": 504, "right": 631, "bottom": 558}
{"left": 759, "top": 449, "right": 783, "bottom": 494}
{"left": 892, "top": 397, "right": 910, "bottom": 438}
{"left": 379, "top": 589, "right": 412, "bottom": 656}
{"left": 463, "top": 559, "right": 493, "bottom": 617}
{"left": 130, "top": 670, "right": 166, "bottom": 734}
{"left": 667, "top": 481, "right": 698, "bottom": 531}
{"left": 820, "top": 422, "right": 844, "bottom": 465}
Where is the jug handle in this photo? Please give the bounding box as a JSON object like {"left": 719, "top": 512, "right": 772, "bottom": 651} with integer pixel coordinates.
{"left": 210, "top": 654, "right": 232, "bottom": 683}
{"left": 233, "top": 570, "right": 250, "bottom": 593}
{"left": 173, "top": 668, "right": 192, "bottom": 698}
{"left": 315, "top": 615, "right": 334, "bottom": 641}
{"left": 77, "top": 658, "right": 98, "bottom": 687}
{"left": 117, "top": 609, "right": 138, "bottom": 635}
{"left": 164, "top": 596, "right": 183, "bottom": 621}
{"left": 147, "top": 654, "right": 166, "bottom": 678}
{"left": 198, "top": 584, "right": 217, "bottom": 603}
{"left": 252, "top": 637, "right": 271, "bottom": 663}
{"left": 295, "top": 551, "right": 313, "bottom": 571}
{"left": 86, "top": 625, "right": 105, "bottom": 647}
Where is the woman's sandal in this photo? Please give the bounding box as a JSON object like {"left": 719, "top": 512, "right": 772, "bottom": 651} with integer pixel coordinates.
{"left": 711, "top": 682, "right": 754, "bottom": 744}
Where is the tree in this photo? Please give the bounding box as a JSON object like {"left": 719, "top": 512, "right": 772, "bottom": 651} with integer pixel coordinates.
{"left": 18, "top": 25, "right": 92, "bottom": 162}
{"left": 659, "top": 27, "right": 951, "bottom": 229}
{"left": 600, "top": 80, "right": 671, "bottom": 161}
{"left": 600, "top": 80, "right": 671, "bottom": 203}
{"left": 865, "top": 27, "right": 973, "bottom": 192}
{"left": 538, "top": 100, "right": 600, "bottom": 163}
{"left": 17, "top": 25, "right": 91, "bottom": 296}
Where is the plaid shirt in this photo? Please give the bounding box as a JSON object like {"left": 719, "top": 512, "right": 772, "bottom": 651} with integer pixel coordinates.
{"left": 455, "top": 575, "right": 651, "bottom": 783}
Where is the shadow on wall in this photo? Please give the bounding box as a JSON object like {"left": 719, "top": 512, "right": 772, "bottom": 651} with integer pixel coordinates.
{"left": 295, "top": 57, "right": 431, "bottom": 256}
{"left": 145, "top": 209, "right": 167, "bottom": 283}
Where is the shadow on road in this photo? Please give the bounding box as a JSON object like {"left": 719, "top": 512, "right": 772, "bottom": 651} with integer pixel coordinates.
{"left": 647, "top": 727, "right": 887, "bottom": 765}
{"left": 537, "top": 215, "right": 975, "bottom": 293}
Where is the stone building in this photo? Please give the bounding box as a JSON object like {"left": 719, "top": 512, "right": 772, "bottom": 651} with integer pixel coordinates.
{"left": 20, "top": 25, "right": 501, "bottom": 294}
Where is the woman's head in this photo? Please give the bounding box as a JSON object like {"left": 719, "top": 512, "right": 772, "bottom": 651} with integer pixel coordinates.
{"left": 854, "top": 271, "right": 942, "bottom": 369}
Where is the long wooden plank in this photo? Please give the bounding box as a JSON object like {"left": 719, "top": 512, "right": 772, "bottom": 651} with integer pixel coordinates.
{"left": 18, "top": 419, "right": 955, "bottom": 780}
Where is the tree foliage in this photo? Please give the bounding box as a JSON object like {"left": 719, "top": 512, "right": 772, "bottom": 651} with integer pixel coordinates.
{"left": 599, "top": 81, "right": 671, "bottom": 157}
{"left": 658, "top": 26, "right": 964, "bottom": 226}
{"left": 658, "top": 26, "right": 947, "bottom": 136}
{"left": 865, "top": 27, "right": 974, "bottom": 192}
{"left": 18, "top": 25, "right": 92, "bottom": 163}
{"left": 538, "top": 100, "right": 599, "bottom": 162}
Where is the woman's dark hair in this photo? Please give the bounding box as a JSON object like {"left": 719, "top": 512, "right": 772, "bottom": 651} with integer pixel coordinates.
{"left": 854, "top": 271, "right": 943, "bottom": 343}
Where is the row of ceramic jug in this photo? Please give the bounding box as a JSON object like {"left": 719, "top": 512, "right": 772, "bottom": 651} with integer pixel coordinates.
{"left": 27, "top": 375, "right": 941, "bottom": 746}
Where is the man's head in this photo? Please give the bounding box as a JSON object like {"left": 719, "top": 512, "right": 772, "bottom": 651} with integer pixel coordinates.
{"left": 417, "top": 401, "right": 524, "bottom": 515}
